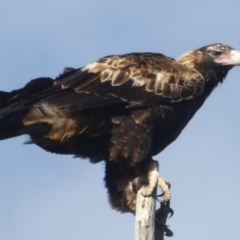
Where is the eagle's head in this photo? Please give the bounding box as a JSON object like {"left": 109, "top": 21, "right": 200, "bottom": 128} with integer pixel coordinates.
{"left": 177, "top": 43, "right": 240, "bottom": 82}
{"left": 198, "top": 43, "right": 240, "bottom": 67}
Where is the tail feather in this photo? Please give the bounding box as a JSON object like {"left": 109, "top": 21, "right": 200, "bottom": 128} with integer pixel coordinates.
{"left": 0, "top": 91, "right": 11, "bottom": 109}
{"left": 0, "top": 77, "right": 54, "bottom": 141}
{"left": 0, "top": 113, "right": 25, "bottom": 141}
{"left": 0, "top": 91, "right": 21, "bottom": 140}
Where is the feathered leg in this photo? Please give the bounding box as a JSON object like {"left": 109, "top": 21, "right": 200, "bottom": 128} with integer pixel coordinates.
{"left": 142, "top": 161, "right": 171, "bottom": 203}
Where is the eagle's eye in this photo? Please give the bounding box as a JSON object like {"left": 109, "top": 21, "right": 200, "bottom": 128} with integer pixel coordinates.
{"left": 211, "top": 51, "right": 222, "bottom": 56}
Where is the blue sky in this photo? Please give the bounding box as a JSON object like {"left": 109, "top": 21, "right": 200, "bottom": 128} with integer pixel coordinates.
{"left": 1, "top": 1, "right": 240, "bottom": 240}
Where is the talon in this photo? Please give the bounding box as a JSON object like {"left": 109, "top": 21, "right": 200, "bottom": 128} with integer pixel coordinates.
{"left": 155, "top": 219, "right": 168, "bottom": 228}
{"left": 164, "top": 227, "right": 174, "bottom": 237}
{"left": 155, "top": 220, "right": 174, "bottom": 237}
{"left": 141, "top": 191, "right": 154, "bottom": 198}
{"left": 155, "top": 201, "right": 174, "bottom": 237}
{"left": 163, "top": 200, "right": 174, "bottom": 218}
{"left": 168, "top": 206, "right": 174, "bottom": 218}
{"left": 156, "top": 194, "right": 171, "bottom": 203}
{"left": 157, "top": 192, "right": 164, "bottom": 197}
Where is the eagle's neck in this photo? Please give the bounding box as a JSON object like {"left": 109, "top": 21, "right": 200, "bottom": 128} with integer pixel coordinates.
{"left": 197, "top": 66, "right": 231, "bottom": 83}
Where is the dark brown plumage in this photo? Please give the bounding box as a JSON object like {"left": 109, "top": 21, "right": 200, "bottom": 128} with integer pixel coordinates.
{"left": 0, "top": 43, "right": 239, "bottom": 213}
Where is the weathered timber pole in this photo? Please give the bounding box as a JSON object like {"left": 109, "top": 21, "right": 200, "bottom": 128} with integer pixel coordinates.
{"left": 135, "top": 184, "right": 156, "bottom": 240}
{"left": 135, "top": 161, "right": 158, "bottom": 240}
{"left": 135, "top": 161, "right": 173, "bottom": 240}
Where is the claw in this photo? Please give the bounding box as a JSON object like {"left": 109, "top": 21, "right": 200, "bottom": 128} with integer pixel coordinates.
{"left": 141, "top": 191, "right": 155, "bottom": 198}
{"left": 157, "top": 192, "right": 164, "bottom": 197}
{"left": 164, "top": 226, "right": 174, "bottom": 237}
{"left": 156, "top": 193, "right": 171, "bottom": 203}
{"left": 156, "top": 201, "right": 174, "bottom": 218}
{"left": 155, "top": 220, "right": 174, "bottom": 237}
{"left": 155, "top": 201, "right": 174, "bottom": 237}
{"left": 168, "top": 207, "right": 174, "bottom": 218}
{"left": 164, "top": 200, "right": 174, "bottom": 218}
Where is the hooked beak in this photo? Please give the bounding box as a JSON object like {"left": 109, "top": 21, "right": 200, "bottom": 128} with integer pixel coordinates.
{"left": 230, "top": 50, "right": 240, "bottom": 65}
{"left": 215, "top": 50, "right": 240, "bottom": 66}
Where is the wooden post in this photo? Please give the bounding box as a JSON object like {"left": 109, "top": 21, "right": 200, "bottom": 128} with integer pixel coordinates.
{"left": 135, "top": 161, "right": 158, "bottom": 240}
{"left": 135, "top": 184, "right": 156, "bottom": 240}
{"left": 135, "top": 161, "right": 173, "bottom": 240}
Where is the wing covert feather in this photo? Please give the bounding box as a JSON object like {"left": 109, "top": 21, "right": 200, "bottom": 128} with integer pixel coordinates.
{"left": 54, "top": 53, "right": 205, "bottom": 108}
